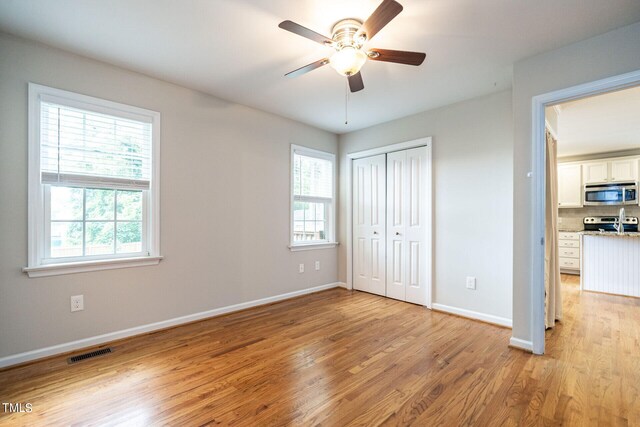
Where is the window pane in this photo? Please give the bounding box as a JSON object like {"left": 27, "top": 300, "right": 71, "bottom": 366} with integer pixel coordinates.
{"left": 292, "top": 201, "right": 330, "bottom": 242}
{"left": 307, "top": 202, "right": 318, "bottom": 222}
{"left": 293, "top": 201, "right": 306, "bottom": 221}
{"left": 304, "top": 220, "right": 316, "bottom": 233}
{"left": 293, "top": 221, "right": 305, "bottom": 242}
{"left": 85, "top": 189, "right": 115, "bottom": 220}
{"left": 315, "top": 203, "right": 325, "bottom": 221}
{"left": 50, "top": 222, "right": 83, "bottom": 258}
{"left": 117, "top": 190, "right": 142, "bottom": 220}
{"left": 85, "top": 222, "right": 114, "bottom": 255}
{"left": 41, "top": 102, "right": 151, "bottom": 181}
{"left": 51, "top": 187, "right": 83, "bottom": 220}
{"left": 117, "top": 222, "right": 142, "bottom": 253}
{"left": 296, "top": 154, "right": 332, "bottom": 198}
{"left": 316, "top": 221, "right": 326, "bottom": 240}
{"left": 293, "top": 155, "right": 301, "bottom": 196}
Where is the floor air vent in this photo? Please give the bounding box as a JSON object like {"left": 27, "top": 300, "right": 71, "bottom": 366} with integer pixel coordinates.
{"left": 67, "top": 347, "right": 113, "bottom": 364}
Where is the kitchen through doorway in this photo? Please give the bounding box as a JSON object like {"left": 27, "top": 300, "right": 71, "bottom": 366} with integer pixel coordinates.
{"left": 544, "top": 84, "right": 640, "bottom": 343}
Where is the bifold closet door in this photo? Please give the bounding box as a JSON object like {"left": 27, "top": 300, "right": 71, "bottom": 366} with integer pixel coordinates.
{"left": 353, "top": 154, "right": 386, "bottom": 296}
{"left": 386, "top": 147, "right": 429, "bottom": 305}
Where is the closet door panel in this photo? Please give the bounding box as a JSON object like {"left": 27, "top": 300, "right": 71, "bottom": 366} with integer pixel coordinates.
{"left": 369, "top": 157, "right": 386, "bottom": 296}
{"left": 386, "top": 150, "right": 406, "bottom": 301}
{"left": 353, "top": 160, "right": 369, "bottom": 292}
{"left": 353, "top": 154, "right": 386, "bottom": 296}
{"left": 355, "top": 237, "right": 368, "bottom": 288}
{"left": 405, "top": 146, "right": 429, "bottom": 305}
{"left": 409, "top": 241, "right": 420, "bottom": 287}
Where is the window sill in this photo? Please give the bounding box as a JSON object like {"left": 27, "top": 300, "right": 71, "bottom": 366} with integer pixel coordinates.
{"left": 288, "top": 242, "right": 339, "bottom": 252}
{"left": 23, "top": 256, "right": 163, "bottom": 278}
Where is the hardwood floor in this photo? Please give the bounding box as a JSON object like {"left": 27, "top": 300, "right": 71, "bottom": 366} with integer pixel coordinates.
{"left": 1, "top": 277, "right": 638, "bottom": 426}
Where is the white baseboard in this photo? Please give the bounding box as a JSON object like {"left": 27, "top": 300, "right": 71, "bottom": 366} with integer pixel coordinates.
{"left": 431, "top": 303, "right": 512, "bottom": 328}
{"left": 336, "top": 282, "right": 348, "bottom": 289}
{"left": 509, "top": 337, "right": 534, "bottom": 352}
{"left": 0, "top": 282, "right": 343, "bottom": 369}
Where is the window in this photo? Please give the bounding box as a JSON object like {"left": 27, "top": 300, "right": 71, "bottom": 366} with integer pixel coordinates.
{"left": 25, "top": 84, "right": 161, "bottom": 277}
{"left": 290, "top": 145, "right": 336, "bottom": 249}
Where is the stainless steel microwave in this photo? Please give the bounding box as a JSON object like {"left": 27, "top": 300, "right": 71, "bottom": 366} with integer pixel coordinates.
{"left": 584, "top": 182, "right": 638, "bottom": 206}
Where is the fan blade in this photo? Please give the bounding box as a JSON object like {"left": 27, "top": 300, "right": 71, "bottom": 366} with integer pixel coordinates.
{"left": 348, "top": 72, "right": 364, "bottom": 92}
{"left": 368, "top": 48, "right": 426, "bottom": 66}
{"left": 285, "top": 58, "right": 330, "bottom": 78}
{"left": 358, "top": 0, "right": 403, "bottom": 41}
{"left": 278, "top": 20, "right": 333, "bottom": 45}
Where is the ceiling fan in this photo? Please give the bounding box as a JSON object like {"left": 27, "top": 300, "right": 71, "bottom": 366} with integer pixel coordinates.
{"left": 278, "top": 0, "right": 426, "bottom": 93}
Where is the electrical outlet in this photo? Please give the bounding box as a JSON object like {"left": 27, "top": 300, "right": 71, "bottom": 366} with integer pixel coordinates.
{"left": 299, "top": 264, "right": 304, "bottom": 273}
{"left": 70, "top": 295, "right": 84, "bottom": 312}
{"left": 466, "top": 277, "right": 476, "bottom": 290}
{"left": 315, "top": 261, "right": 320, "bottom": 271}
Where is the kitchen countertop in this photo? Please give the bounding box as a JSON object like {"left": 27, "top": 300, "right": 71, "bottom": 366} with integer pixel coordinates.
{"left": 580, "top": 231, "right": 640, "bottom": 237}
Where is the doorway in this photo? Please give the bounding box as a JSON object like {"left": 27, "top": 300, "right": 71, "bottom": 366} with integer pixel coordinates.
{"left": 531, "top": 69, "right": 640, "bottom": 354}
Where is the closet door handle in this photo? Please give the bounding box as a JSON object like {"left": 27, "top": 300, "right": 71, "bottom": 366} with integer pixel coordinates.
{"left": 395, "top": 232, "right": 401, "bottom": 236}
{"left": 373, "top": 231, "right": 378, "bottom": 235}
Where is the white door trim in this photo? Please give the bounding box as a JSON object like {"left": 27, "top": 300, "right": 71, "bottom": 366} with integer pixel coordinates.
{"left": 530, "top": 69, "right": 640, "bottom": 355}
{"left": 346, "top": 137, "right": 433, "bottom": 308}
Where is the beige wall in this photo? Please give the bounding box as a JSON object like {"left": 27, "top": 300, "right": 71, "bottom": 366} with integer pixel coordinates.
{"left": 338, "top": 90, "right": 514, "bottom": 322}
{"left": 0, "top": 33, "right": 338, "bottom": 360}
{"left": 512, "top": 22, "right": 640, "bottom": 345}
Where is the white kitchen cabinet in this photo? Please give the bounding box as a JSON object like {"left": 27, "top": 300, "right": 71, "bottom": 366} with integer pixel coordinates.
{"left": 558, "top": 164, "right": 582, "bottom": 208}
{"left": 610, "top": 159, "right": 637, "bottom": 182}
{"left": 583, "top": 158, "right": 638, "bottom": 184}
{"left": 582, "top": 162, "right": 608, "bottom": 184}
{"left": 582, "top": 234, "right": 640, "bottom": 297}
{"left": 558, "top": 232, "right": 580, "bottom": 274}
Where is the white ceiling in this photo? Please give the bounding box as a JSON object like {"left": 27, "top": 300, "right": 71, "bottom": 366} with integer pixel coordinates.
{"left": 554, "top": 85, "right": 640, "bottom": 158}
{"left": 1, "top": 1, "right": 640, "bottom": 134}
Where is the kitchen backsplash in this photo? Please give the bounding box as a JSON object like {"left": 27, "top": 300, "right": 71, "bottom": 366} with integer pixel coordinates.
{"left": 559, "top": 206, "right": 640, "bottom": 231}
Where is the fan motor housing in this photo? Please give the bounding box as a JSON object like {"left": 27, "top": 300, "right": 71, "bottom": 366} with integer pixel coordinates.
{"left": 331, "top": 19, "right": 366, "bottom": 50}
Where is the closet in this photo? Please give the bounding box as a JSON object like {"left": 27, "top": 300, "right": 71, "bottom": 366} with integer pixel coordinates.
{"left": 352, "top": 145, "right": 430, "bottom": 305}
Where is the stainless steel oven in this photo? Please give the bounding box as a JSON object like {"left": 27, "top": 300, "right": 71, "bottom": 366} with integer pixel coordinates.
{"left": 584, "top": 182, "right": 638, "bottom": 206}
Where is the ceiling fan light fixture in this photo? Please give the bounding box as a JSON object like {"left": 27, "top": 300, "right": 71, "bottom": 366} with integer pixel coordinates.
{"left": 329, "top": 46, "right": 367, "bottom": 77}
{"left": 279, "top": 0, "right": 425, "bottom": 93}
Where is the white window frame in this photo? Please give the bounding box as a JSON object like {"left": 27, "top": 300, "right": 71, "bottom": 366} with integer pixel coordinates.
{"left": 289, "top": 144, "right": 337, "bottom": 251}
{"left": 23, "top": 83, "right": 162, "bottom": 277}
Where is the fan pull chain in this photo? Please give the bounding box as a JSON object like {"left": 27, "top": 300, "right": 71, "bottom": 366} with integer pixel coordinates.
{"left": 345, "top": 79, "right": 349, "bottom": 125}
